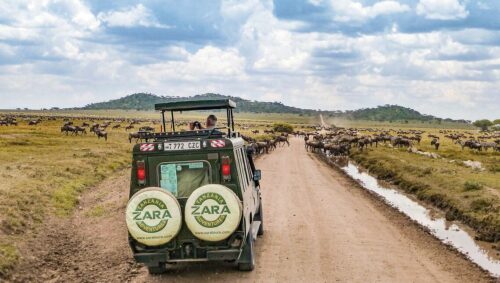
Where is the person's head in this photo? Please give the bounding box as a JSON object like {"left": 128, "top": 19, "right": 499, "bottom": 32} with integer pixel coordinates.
{"left": 206, "top": 115, "right": 217, "bottom": 128}
{"left": 189, "top": 121, "right": 202, "bottom": 130}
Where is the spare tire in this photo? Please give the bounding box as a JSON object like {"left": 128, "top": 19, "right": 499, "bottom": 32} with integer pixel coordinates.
{"left": 185, "top": 184, "right": 242, "bottom": 242}
{"left": 126, "top": 187, "right": 182, "bottom": 246}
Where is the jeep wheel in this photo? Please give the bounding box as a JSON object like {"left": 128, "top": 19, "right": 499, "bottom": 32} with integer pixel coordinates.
{"left": 238, "top": 227, "right": 255, "bottom": 271}
{"left": 147, "top": 263, "right": 167, "bottom": 275}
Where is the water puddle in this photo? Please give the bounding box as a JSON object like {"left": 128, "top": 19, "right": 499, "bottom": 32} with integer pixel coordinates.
{"left": 341, "top": 162, "right": 500, "bottom": 277}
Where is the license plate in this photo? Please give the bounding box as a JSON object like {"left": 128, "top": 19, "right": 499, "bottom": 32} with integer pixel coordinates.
{"left": 164, "top": 141, "right": 201, "bottom": 151}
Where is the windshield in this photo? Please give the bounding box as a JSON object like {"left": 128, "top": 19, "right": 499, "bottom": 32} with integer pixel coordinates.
{"left": 159, "top": 161, "right": 211, "bottom": 198}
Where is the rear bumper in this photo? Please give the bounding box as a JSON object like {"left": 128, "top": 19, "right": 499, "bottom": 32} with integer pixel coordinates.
{"left": 133, "top": 249, "right": 241, "bottom": 265}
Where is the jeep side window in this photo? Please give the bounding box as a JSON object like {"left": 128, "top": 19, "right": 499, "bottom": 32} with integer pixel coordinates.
{"left": 236, "top": 149, "right": 248, "bottom": 190}
{"left": 234, "top": 148, "right": 247, "bottom": 191}
{"left": 239, "top": 148, "right": 252, "bottom": 187}
{"left": 243, "top": 154, "right": 253, "bottom": 182}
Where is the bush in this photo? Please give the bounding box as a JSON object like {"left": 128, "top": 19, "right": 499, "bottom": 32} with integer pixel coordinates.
{"left": 463, "top": 180, "right": 483, "bottom": 191}
{"left": 472, "top": 119, "right": 493, "bottom": 131}
{"left": 272, "top": 123, "right": 294, "bottom": 133}
{"left": 470, "top": 199, "right": 496, "bottom": 213}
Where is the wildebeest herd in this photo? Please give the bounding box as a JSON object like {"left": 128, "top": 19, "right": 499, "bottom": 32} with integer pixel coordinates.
{"left": 299, "top": 126, "right": 499, "bottom": 157}
{"left": 0, "top": 114, "right": 160, "bottom": 143}
{"left": 242, "top": 133, "right": 290, "bottom": 155}
{"left": 1, "top": 114, "right": 498, "bottom": 155}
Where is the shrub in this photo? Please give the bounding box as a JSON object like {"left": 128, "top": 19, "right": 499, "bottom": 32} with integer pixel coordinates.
{"left": 470, "top": 199, "right": 496, "bottom": 213}
{"left": 272, "top": 123, "right": 294, "bottom": 133}
{"left": 463, "top": 180, "right": 483, "bottom": 191}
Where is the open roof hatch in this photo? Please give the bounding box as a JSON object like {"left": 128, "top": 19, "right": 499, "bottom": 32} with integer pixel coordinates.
{"left": 155, "top": 98, "right": 237, "bottom": 136}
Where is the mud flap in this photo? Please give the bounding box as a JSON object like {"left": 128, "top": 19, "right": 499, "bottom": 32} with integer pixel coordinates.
{"left": 251, "top": 221, "right": 261, "bottom": 241}
{"left": 134, "top": 252, "right": 168, "bottom": 266}
{"left": 237, "top": 224, "right": 255, "bottom": 271}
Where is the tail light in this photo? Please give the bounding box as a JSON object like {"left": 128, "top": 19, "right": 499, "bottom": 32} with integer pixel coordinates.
{"left": 137, "top": 160, "right": 146, "bottom": 185}
{"left": 221, "top": 156, "right": 231, "bottom": 181}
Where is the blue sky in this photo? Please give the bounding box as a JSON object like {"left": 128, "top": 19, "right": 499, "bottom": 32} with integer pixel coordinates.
{"left": 0, "top": 0, "right": 499, "bottom": 120}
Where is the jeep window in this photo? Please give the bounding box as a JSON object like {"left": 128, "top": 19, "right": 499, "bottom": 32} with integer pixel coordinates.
{"left": 237, "top": 148, "right": 251, "bottom": 189}
{"left": 234, "top": 148, "right": 247, "bottom": 191}
{"left": 243, "top": 154, "right": 253, "bottom": 181}
{"left": 158, "top": 161, "right": 211, "bottom": 198}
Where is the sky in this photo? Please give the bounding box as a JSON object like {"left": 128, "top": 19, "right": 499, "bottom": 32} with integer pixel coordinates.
{"left": 0, "top": 0, "right": 499, "bottom": 120}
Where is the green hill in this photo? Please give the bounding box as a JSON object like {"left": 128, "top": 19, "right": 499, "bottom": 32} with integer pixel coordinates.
{"left": 80, "top": 93, "right": 467, "bottom": 123}
{"left": 344, "top": 105, "right": 434, "bottom": 121}
{"left": 81, "top": 93, "right": 315, "bottom": 114}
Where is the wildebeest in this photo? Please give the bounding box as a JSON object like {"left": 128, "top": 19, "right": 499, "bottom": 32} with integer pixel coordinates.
{"left": 431, "top": 138, "right": 440, "bottom": 150}
{"left": 392, "top": 137, "right": 412, "bottom": 148}
{"left": 61, "top": 125, "right": 76, "bottom": 135}
{"left": 74, "top": 126, "right": 87, "bottom": 135}
{"left": 457, "top": 140, "right": 482, "bottom": 151}
{"left": 323, "top": 143, "right": 350, "bottom": 156}
{"left": 128, "top": 132, "right": 152, "bottom": 143}
{"left": 95, "top": 128, "right": 108, "bottom": 141}
{"left": 480, "top": 142, "right": 498, "bottom": 151}
{"left": 139, "top": 126, "right": 155, "bottom": 132}
{"left": 275, "top": 136, "right": 289, "bottom": 147}
{"left": 125, "top": 124, "right": 134, "bottom": 131}
{"left": 256, "top": 141, "right": 270, "bottom": 154}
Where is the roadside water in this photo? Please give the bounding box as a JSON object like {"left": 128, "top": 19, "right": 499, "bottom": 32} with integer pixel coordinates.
{"left": 340, "top": 161, "right": 500, "bottom": 277}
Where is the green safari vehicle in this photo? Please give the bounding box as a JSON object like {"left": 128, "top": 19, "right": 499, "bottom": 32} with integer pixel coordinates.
{"left": 126, "top": 99, "right": 263, "bottom": 274}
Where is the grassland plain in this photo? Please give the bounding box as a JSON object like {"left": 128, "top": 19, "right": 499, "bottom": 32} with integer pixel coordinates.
{"left": 0, "top": 110, "right": 313, "bottom": 275}
{"left": 326, "top": 118, "right": 500, "bottom": 244}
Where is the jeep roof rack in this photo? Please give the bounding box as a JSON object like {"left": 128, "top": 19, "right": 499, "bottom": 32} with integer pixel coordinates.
{"left": 154, "top": 99, "right": 236, "bottom": 111}
{"left": 155, "top": 98, "right": 236, "bottom": 136}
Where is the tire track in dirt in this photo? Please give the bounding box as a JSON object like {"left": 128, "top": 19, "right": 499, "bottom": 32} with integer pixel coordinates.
{"left": 9, "top": 169, "right": 142, "bottom": 283}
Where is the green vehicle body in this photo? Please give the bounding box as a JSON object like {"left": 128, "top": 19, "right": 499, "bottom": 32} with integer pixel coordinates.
{"left": 128, "top": 99, "right": 263, "bottom": 273}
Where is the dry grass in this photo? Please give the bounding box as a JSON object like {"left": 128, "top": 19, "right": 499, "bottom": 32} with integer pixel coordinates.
{"left": 0, "top": 118, "right": 132, "bottom": 273}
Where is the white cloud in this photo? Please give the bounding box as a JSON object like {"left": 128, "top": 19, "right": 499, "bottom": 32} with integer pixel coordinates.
{"left": 137, "top": 46, "right": 246, "bottom": 85}
{"left": 98, "top": 4, "right": 170, "bottom": 28}
{"left": 0, "top": 1, "right": 498, "bottom": 120}
{"left": 330, "top": 0, "right": 410, "bottom": 22}
{"left": 416, "top": 0, "right": 469, "bottom": 20}
{"left": 236, "top": 2, "right": 311, "bottom": 72}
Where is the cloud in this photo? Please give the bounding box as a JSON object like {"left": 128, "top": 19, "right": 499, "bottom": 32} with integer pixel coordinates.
{"left": 98, "top": 4, "right": 171, "bottom": 28}
{"left": 0, "top": 0, "right": 499, "bottom": 120}
{"left": 329, "top": 0, "right": 410, "bottom": 22}
{"left": 416, "top": 0, "right": 469, "bottom": 20}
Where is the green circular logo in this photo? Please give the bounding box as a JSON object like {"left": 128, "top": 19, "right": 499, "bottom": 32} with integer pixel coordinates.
{"left": 132, "top": 198, "right": 172, "bottom": 233}
{"left": 191, "top": 192, "right": 231, "bottom": 228}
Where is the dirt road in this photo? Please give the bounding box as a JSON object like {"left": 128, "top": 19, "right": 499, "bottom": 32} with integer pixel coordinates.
{"left": 9, "top": 137, "right": 491, "bottom": 282}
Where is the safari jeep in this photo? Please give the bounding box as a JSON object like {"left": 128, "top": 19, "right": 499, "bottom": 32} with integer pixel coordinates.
{"left": 126, "top": 99, "right": 263, "bottom": 274}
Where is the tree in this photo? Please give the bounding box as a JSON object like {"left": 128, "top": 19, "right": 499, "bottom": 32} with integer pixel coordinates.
{"left": 473, "top": 119, "right": 493, "bottom": 131}
{"left": 272, "top": 123, "right": 294, "bottom": 133}
{"left": 493, "top": 119, "right": 500, "bottom": 125}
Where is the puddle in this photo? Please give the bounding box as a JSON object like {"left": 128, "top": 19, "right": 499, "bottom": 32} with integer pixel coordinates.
{"left": 341, "top": 162, "right": 500, "bottom": 277}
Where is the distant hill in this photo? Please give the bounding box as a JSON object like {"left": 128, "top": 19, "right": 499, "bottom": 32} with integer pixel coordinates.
{"left": 79, "top": 93, "right": 468, "bottom": 123}
{"left": 344, "top": 105, "right": 435, "bottom": 121}
{"left": 81, "top": 93, "right": 316, "bottom": 114}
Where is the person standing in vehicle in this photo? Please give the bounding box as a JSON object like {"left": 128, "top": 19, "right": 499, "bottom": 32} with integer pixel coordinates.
{"left": 189, "top": 115, "right": 217, "bottom": 130}
{"left": 205, "top": 114, "right": 217, "bottom": 129}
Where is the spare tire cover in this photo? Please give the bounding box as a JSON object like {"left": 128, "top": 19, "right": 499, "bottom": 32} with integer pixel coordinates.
{"left": 126, "top": 187, "right": 182, "bottom": 246}
{"left": 185, "top": 184, "right": 242, "bottom": 242}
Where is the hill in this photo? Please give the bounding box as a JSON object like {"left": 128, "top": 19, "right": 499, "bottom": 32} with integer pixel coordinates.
{"left": 81, "top": 93, "right": 315, "bottom": 114}
{"left": 80, "top": 93, "right": 468, "bottom": 123}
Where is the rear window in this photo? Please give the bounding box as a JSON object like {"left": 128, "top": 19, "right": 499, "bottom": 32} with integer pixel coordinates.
{"left": 158, "top": 161, "right": 211, "bottom": 198}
